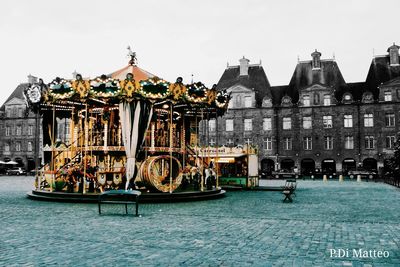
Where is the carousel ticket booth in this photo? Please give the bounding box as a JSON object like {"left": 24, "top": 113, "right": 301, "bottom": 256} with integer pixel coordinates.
{"left": 25, "top": 50, "right": 231, "bottom": 202}
{"left": 195, "top": 145, "right": 259, "bottom": 188}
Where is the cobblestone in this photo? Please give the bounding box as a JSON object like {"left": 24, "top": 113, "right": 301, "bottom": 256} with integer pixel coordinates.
{"left": 0, "top": 176, "right": 399, "bottom": 266}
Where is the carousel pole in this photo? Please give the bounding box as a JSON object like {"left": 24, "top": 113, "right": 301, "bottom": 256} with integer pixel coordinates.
{"left": 50, "top": 105, "right": 56, "bottom": 192}
{"left": 181, "top": 112, "right": 185, "bottom": 168}
{"left": 70, "top": 107, "right": 75, "bottom": 164}
{"left": 82, "top": 104, "right": 88, "bottom": 194}
{"left": 215, "top": 109, "right": 219, "bottom": 188}
{"left": 34, "top": 109, "right": 40, "bottom": 190}
{"left": 200, "top": 109, "right": 204, "bottom": 192}
{"left": 169, "top": 104, "right": 173, "bottom": 193}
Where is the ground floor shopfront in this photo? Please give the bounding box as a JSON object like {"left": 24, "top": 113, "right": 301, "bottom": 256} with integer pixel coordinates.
{"left": 260, "top": 156, "right": 387, "bottom": 176}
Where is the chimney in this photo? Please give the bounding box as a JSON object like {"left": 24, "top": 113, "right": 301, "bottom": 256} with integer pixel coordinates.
{"left": 239, "top": 56, "right": 250, "bottom": 76}
{"left": 311, "top": 49, "right": 322, "bottom": 69}
{"left": 27, "top": 74, "right": 38, "bottom": 84}
{"left": 387, "top": 42, "right": 400, "bottom": 66}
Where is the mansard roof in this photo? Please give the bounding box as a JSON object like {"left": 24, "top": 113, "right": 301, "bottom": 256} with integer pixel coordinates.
{"left": 285, "top": 59, "right": 348, "bottom": 103}
{"left": 365, "top": 55, "right": 400, "bottom": 98}
{"left": 216, "top": 64, "right": 271, "bottom": 107}
{"left": 0, "top": 83, "right": 29, "bottom": 111}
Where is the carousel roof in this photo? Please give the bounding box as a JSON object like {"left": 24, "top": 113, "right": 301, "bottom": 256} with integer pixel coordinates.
{"left": 111, "top": 64, "right": 155, "bottom": 81}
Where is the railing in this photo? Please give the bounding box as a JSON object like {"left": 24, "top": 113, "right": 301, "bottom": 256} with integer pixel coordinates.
{"left": 384, "top": 175, "right": 400, "bottom": 188}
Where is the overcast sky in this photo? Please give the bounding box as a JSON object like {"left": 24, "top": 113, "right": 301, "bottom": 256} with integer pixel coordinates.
{"left": 0, "top": 0, "right": 398, "bottom": 106}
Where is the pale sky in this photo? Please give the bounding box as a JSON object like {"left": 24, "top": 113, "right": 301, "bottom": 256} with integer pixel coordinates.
{"left": 0, "top": 0, "right": 398, "bottom": 106}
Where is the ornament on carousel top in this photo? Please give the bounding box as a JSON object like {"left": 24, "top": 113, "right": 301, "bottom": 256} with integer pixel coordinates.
{"left": 185, "top": 82, "right": 208, "bottom": 103}
{"left": 71, "top": 73, "right": 90, "bottom": 99}
{"left": 215, "top": 89, "right": 230, "bottom": 108}
{"left": 169, "top": 77, "right": 187, "bottom": 101}
{"left": 207, "top": 84, "right": 217, "bottom": 105}
{"left": 139, "top": 77, "right": 170, "bottom": 100}
{"left": 90, "top": 74, "right": 120, "bottom": 98}
{"left": 48, "top": 77, "right": 74, "bottom": 100}
{"left": 24, "top": 78, "right": 45, "bottom": 110}
{"left": 119, "top": 73, "right": 140, "bottom": 98}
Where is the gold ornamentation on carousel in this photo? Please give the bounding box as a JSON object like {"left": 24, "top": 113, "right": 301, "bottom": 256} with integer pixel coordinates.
{"left": 207, "top": 89, "right": 217, "bottom": 104}
{"left": 169, "top": 83, "right": 187, "bottom": 100}
{"left": 71, "top": 80, "right": 91, "bottom": 98}
{"left": 119, "top": 79, "right": 139, "bottom": 97}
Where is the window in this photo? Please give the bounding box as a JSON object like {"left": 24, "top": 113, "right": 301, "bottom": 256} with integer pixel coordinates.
{"left": 244, "top": 96, "right": 252, "bottom": 108}
{"left": 28, "top": 141, "right": 33, "bottom": 152}
{"left": 235, "top": 95, "right": 242, "bottom": 107}
{"left": 16, "top": 142, "right": 21, "bottom": 152}
{"left": 323, "top": 95, "right": 331, "bottom": 106}
{"left": 324, "top": 136, "right": 333, "bottom": 150}
{"left": 364, "top": 114, "right": 374, "bottom": 127}
{"left": 303, "top": 117, "right": 312, "bottom": 129}
{"left": 384, "top": 91, "right": 392, "bottom": 102}
{"left": 283, "top": 117, "right": 291, "bottom": 130}
{"left": 283, "top": 137, "right": 292, "bottom": 150}
{"left": 244, "top": 119, "right": 252, "bottom": 131}
{"left": 386, "top": 136, "right": 396, "bottom": 149}
{"left": 6, "top": 108, "right": 11, "bottom": 118}
{"left": 323, "top": 116, "right": 333, "bottom": 128}
{"left": 263, "top": 137, "right": 272, "bottom": 150}
{"left": 208, "top": 119, "right": 216, "bottom": 132}
{"left": 16, "top": 126, "right": 22, "bottom": 136}
{"left": 303, "top": 95, "right": 311, "bottom": 106}
{"left": 365, "top": 135, "right": 374, "bottom": 149}
{"left": 345, "top": 136, "right": 354, "bottom": 149}
{"left": 18, "top": 108, "right": 23, "bottom": 117}
{"left": 344, "top": 115, "right": 353, "bottom": 128}
{"left": 385, "top": 113, "right": 395, "bottom": 127}
{"left": 5, "top": 127, "right": 10, "bottom": 136}
{"left": 303, "top": 137, "right": 312, "bottom": 150}
{"left": 28, "top": 125, "right": 33, "bottom": 136}
{"left": 4, "top": 143, "right": 9, "bottom": 152}
{"left": 263, "top": 118, "right": 272, "bottom": 131}
{"left": 225, "top": 119, "right": 233, "bottom": 132}
{"left": 314, "top": 93, "right": 320, "bottom": 105}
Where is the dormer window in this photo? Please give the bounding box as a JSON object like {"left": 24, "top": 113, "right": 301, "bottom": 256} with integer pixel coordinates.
{"left": 384, "top": 91, "right": 392, "bottom": 102}
{"left": 311, "top": 49, "right": 322, "bottom": 69}
{"left": 342, "top": 93, "right": 353, "bottom": 104}
{"left": 323, "top": 95, "right": 331, "bottom": 106}
{"left": 244, "top": 96, "right": 252, "bottom": 107}
{"left": 303, "top": 95, "right": 311, "bottom": 106}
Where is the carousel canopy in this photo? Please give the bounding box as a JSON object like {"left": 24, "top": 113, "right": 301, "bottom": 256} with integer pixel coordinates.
{"left": 24, "top": 49, "right": 230, "bottom": 113}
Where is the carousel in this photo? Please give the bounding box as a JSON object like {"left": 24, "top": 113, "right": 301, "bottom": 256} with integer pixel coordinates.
{"left": 26, "top": 49, "right": 230, "bottom": 203}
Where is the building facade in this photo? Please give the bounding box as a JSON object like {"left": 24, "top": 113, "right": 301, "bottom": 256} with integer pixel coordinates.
{"left": 0, "top": 75, "right": 42, "bottom": 170}
{"left": 202, "top": 44, "right": 400, "bottom": 176}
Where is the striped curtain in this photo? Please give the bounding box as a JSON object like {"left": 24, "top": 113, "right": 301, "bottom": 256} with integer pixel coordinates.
{"left": 119, "top": 100, "right": 153, "bottom": 189}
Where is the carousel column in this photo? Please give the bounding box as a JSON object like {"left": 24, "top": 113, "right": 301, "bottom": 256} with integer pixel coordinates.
{"left": 200, "top": 110, "right": 204, "bottom": 192}
{"left": 82, "top": 105, "right": 89, "bottom": 194}
{"left": 69, "top": 108, "right": 75, "bottom": 163}
{"left": 215, "top": 110, "right": 219, "bottom": 188}
{"left": 169, "top": 104, "right": 173, "bottom": 193}
{"left": 50, "top": 105, "right": 56, "bottom": 192}
{"left": 181, "top": 113, "right": 185, "bottom": 167}
{"left": 34, "top": 110, "right": 40, "bottom": 190}
{"left": 150, "top": 122, "right": 155, "bottom": 151}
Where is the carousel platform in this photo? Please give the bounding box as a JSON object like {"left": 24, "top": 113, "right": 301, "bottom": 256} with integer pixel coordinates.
{"left": 27, "top": 188, "right": 226, "bottom": 203}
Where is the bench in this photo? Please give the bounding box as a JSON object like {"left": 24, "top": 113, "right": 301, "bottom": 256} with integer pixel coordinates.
{"left": 282, "top": 179, "right": 297, "bottom": 203}
{"left": 98, "top": 190, "right": 141, "bottom": 216}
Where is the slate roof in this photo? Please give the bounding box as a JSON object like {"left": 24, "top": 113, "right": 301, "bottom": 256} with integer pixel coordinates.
{"left": 365, "top": 55, "right": 400, "bottom": 99}
{"left": 285, "top": 60, "right": 348, "bottom": 103}
{"left": 216, "top": 65, "right": 271, "bottom": 107}
{"left": 0, "top": 83, "right": 29, "bottom": 111}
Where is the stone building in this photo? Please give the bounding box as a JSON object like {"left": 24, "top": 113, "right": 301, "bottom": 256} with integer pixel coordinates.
{"left": 0, "top": 75, "right": 42, "bottom": 170}
{"left": 203, "top": 44, "right": 400, "bottom": 176}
